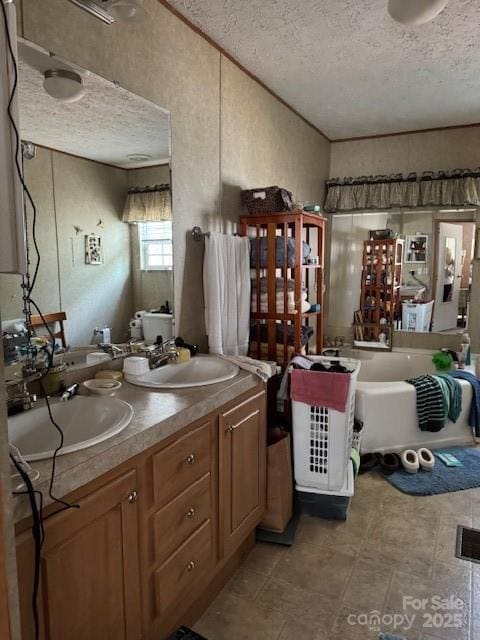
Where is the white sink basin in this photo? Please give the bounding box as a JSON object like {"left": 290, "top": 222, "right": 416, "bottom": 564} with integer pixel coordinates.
{"left": 8, "top": 396, "right": 133, "bottom": 461}
{"left": 125, "top": 354, "right": 239, "bottom": 389}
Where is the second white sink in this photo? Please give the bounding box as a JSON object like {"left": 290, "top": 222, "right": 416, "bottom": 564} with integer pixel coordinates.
{"left": 8, "top": 395, "right": 133, "bottom": 461}
{"left": 125, "top": 354, "right": 239, "bottom": 389}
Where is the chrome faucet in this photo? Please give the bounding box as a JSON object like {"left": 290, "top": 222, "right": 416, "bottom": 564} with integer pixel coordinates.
{"left": 99, "top": 343, "right": 126, "bottom": 358}
{"left": 135, "top": 338, "right": 179, "bottom": 369}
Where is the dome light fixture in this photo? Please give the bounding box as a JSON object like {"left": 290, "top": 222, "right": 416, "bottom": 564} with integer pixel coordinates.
{"left": 127, "top": 154, "right": 152, "bottom": 163}
{"left": 43, "top": 69, "right": 85, "bottom": 103}
{"left": 387, "top": 0, "right": 448, "bottom": 25}
{"left": 108, "top": 0, "right": 145, "bottom": 22}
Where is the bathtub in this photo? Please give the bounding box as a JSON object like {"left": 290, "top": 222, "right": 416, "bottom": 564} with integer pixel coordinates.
{"left": 343, "top": 348, "right": 477, "bottom": 454}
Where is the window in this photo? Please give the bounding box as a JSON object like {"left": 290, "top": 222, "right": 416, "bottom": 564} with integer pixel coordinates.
{"left": 138, "top": 221, "right": 173, "bottom": 271}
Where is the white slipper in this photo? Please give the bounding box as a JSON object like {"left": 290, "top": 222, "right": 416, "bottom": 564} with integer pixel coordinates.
{"left": 418, "top": 448, "right": 435, "bottom": 471}
{"left": 401, "top": 449, "right": 420, "bottom": 474}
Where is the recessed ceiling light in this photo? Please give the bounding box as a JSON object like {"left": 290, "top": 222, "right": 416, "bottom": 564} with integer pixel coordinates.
{"left": 43, "top": 69, "right": 85, "bottom": 103}
{"left": 127, "top": 154, "right": 152, "bottom": 162}
{"left": 387, "top": 0, "right": 448, "bottom": 25}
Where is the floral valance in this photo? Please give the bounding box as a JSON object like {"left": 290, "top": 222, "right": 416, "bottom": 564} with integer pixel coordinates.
{"left": 122, "top": 183, "right": 171, "bottom": 223}
{"left": 324, "top": 169, "right": 480, "bottom": 213}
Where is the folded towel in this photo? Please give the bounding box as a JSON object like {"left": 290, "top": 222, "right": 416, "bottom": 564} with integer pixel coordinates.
{"left": 350, "top": 448, "right": 361, "bottom": 476}
{"left": 406, "top": 374, "right": 445, "bottom": 432}
{"left": 219, "top": 355, "right": 276, "bottom": 382}
{"left": 291, "top": 368, "right": 350, "bottom": 412}
{"left": 448, "top": 370, "right": 480, "bottom": 437}
{"left": 251, "top": 277, "right": 295, "bottom": 293}
{"left": 250, "top": 324, "right": 313, "bottom": 347}
{"left": 251, "top": 291, "right": 295, "bottom": 313}
{"left": 250, "top": 237, "right": 310, "bottom": 268}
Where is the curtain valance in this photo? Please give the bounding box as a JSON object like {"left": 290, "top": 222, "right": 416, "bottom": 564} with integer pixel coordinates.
{"left": 122, "top": 183, "right": 171, "bottom": 223}
{"left": 324, "top": 169, "right": 480, "bottom": 212}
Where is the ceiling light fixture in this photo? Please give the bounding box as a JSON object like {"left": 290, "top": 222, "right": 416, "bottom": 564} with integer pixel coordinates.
{"left": 387, "top": 0, "right": 448, "bottom": 25}
{"left": 127, "top": 154, "right": 152, "bottom": 162}
{"left": 43, "top": 69, "right": 85, "bottom": 103}
{"left": 107, "top": 0, "right": 145, "bottom": 22}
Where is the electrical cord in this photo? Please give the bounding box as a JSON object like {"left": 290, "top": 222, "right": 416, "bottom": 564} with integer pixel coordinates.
{"left": 1, "top": 2, "right": 80, "bottom": 636}
{"left": 10, "top": 453, "right": 44, "bottom": 640}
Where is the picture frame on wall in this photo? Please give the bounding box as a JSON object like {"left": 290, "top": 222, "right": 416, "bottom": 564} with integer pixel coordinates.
{"left": 405, "top": 234, "right": 428, "bottom": 263}
{"left": 85, "top": 233, "right": 103, "bottom": 265}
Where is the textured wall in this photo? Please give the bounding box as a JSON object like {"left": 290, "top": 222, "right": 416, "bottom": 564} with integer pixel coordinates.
{"left": 126, "top": 164, "right": 174, "bottom": 314}
{"left": 0, "top": 146, "right": 60, "bottom": 323}
{"left": 220, "top": 56, "right": 329, "bottom": 228}
{"left": 0, "top": 148, "right": 133, "bottom": 345}
{"left": 20, "top": 0, "right": 222, "bottom": 348}
{"left": 330, "top": 126, "right": 480, "bottom": 176}
{"left": 52, "top": 152, "right": 132, "bottom": 344}
{"left": 328, "top": 128, "right": 480, "bottom": 351}
{"left": 19, "top": 0, "right": 330, "bottom": 346}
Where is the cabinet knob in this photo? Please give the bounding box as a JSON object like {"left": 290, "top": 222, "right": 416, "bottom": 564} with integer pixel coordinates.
{"left": 186, "top": 560, "right": 195, "bottom": 572}
{"left": 128, "top": 490, "right": 138, "bottom": 504}
{"left": 186, "top": 453, "right": 195, "bottom": 465}
{"left": 185, "top": 507, "right": 195, "bottom": 518}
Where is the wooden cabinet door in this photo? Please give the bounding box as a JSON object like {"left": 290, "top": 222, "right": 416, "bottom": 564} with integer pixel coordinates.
{"left": 17, "top": 469, "right": 142, "bottom": 640}
{"left": 219, "top": 390, "right": 266, "bottom": 557}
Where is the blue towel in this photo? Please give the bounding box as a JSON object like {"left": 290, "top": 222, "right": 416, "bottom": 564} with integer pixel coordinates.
{"left": 448, "top": 370, "right": 480, "bottom": 437}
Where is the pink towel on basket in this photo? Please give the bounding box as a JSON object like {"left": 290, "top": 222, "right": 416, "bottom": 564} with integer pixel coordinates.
{"left": 290, "top": 369, "right": 350, "bottom": 412}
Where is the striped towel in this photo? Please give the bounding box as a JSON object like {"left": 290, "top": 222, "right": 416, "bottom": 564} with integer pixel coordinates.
{"left": 406, "top": 374, "right": 445, "bottom": 432}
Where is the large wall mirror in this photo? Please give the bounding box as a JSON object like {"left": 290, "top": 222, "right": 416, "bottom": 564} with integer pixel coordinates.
{"left": 1, "top": 40, "right": 173, "bottom": 364}
{"left": 328, "top": 208, "right": 477, "bottom": 347}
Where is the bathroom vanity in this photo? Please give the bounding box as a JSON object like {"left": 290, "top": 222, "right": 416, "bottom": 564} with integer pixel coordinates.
{"left": 14, "top": 373, "right": 266, "bottom": 640}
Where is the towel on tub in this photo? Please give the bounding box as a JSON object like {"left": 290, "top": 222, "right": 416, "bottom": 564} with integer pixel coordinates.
{"left": 406, "top": 374, "right": 444, "bottom": 432}
{"left": 448, "top": 370, "right": 480, "bottom": 437}
{"left": 434, "top": 374, "right": 462, "bottom": 423}
{"left": 290, "top": 369, "right": 350, "bottom": 412}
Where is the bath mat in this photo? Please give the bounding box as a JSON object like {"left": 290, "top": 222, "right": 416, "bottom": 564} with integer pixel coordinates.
{"left": 384, "top": 447, "right": 480, "bottom": 496}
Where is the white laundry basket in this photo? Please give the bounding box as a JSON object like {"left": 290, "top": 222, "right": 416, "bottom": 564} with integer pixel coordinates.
{"left": 401, "top": 300, "right": 434, "bottom": 332}
{"left": 291, "top": 356, "right": 360, "bottom": 492}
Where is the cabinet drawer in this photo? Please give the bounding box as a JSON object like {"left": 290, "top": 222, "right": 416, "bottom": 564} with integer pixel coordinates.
{"left": 153, "top": 473, "right": 211, "bottom": 565}
{"left": 154, "top": 519, "right": 212, "bottom": 616}
{"left": 152, "top": 421, "right": 211, "bottom": 506}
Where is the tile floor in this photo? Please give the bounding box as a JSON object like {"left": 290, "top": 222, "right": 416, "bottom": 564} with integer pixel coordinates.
{"left": 194, "top": 472, "right": 480, "bottom": 640}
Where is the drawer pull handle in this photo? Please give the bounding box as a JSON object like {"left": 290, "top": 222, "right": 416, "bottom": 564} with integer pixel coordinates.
{"left": 186, "top": 453, "right": 195, "bottom": 465}
{"left": 185, "top": 507, "right": 195, "bottom": 518}
{"left": 128, "top": 490, "right": 138, "bottom": 504}
{"left": 186, "top": 560, "right": 195, "bottom": 572}
{"left": 225, "top": 410, "right": 259, "bottom": 433}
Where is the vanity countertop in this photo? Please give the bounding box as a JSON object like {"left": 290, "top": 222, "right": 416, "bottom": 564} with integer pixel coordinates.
{"left": 12, "top": 370, "right": 260, "bottom": 523}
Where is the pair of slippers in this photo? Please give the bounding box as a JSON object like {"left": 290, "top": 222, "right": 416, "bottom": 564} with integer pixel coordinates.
{"left": 360, "top": 448, "right": 435, "bottom": 476}
{"left": 360, "top": 452, "right": 401, "bottom": 476}
{"left": 400, "top": 448, "right": 435, "bottom": 474}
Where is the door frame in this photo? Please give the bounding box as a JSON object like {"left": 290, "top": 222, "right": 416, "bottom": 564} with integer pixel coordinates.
{"left": 433, "top": 216, "right": 476, "bottom": 331}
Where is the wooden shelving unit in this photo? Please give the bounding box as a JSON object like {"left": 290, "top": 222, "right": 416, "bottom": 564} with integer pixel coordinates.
{"left": 356, "top": 238, "right": 404, "bottom": 342}
{"left": 240, "top": 210, "right": 326, "bottom": 368}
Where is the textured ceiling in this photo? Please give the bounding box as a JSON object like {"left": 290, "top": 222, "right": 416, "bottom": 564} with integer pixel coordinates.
{"left": 168, "top": 0, "right": 480, "bottom": 139}
{"left": 18, "top": 41, "right": 170, "bottom": 168}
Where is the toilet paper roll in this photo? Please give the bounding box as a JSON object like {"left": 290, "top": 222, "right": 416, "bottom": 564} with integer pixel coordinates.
{"left": 135, "top": 310, "right": 147, "bottom": 319}
{"left": 130, "top": 326, "right": 143, "bottom": 339}
{"left": 301, "top": 299, "right": 311, "bottom": 313}
{"left": 129, "top": 319, "right": 143, "bottom": 329}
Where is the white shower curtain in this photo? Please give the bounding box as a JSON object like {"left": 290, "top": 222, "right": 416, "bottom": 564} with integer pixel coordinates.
{"left": 203, "top": 232, "right": 250, "bottom": 356}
